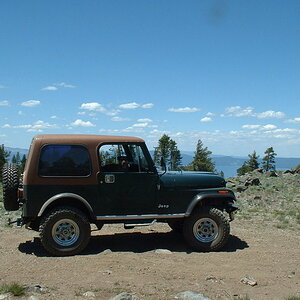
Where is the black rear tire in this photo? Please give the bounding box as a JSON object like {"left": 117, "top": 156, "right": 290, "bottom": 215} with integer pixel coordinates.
{"left": 40, "top": 207, "right": 91, "bottom": 256}
{"left": 183, "top": 207, "right": 230, "bottom": 251}
{"left": 2, "top": 163, "right": 19, "bottom": 211}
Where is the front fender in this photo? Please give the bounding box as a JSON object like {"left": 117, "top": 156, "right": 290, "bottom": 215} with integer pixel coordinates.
{"left": 185, "top": 188, "right": 237, "bottom": 216}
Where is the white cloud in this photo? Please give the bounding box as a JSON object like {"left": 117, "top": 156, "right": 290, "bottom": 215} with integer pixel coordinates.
{"left": 0, "top": 100, "right": 9, "bottom": 106}
{"left": 80, "top": 102, "right": 119, "bottom": 116}
{"left": 41, "top": 86, "right": 58, "bottom": 91}
{"left": 11, "top": 120, "right": 58, "bottom": 132}
{"left": 141, "top": 103, "right": 154, "bottom": 109}
{"left": 18, "top": 111, "right": 24, "bottom": 115}
{"left": 119, "top": 102, "right": 154, "bottom": 109}
{"left": 137, "top": 118, "right": 152, "bottom": 123}
{"left": 286, "top": 117, "right": 300, "bottom": 123}
{"left": 168, "top": 107, "right": 200, "bottom": 113}
{"left": 273, "top": 128, "right": 299, "bottom": 133}
{"left": 21, "top": 100, "right": 40, "bottom": 107}
{"left": 200, "top": 117, "right": 212, "bottom": 122}
{"left": 111, "top": 116, "right": 131, "bottom": 122}
{"left": 2, "top": 124, "right": 11, "bottom": 128}
{"left": 242, "top": 124, "right": 261, "bottom": 129}
{"left": 224, "top": 106, "right": 285, "bottom": 119}
{"left": 243, "top": 124, "right": 277, "bottom": 130}
{"left": 132, "top": 122, "right": 148, "bottom": 128}
{"left": 80, "top": 102, "right": 104, "bottom": 111}
{"left": 206, "top": 112, "right": 215, "bottom": 116}
{"left": 78, "top": 111, "right": 97, "bottom": 117}
{"left": 262, "top": 124, "right": 277, "bottom": 130}
{"left": 50, "top": 115, "right": 58, "bottom": 119}
{"left": 55, "top": 82, "right": 76, "bottom": 88}
{"left": 41, "top": 82, "right": 76, "bottom": 91}
{"left": 256, "top": 110, "right": 285, "bottom": 119}
{"left": 0, "top": 85, "right": 6, "bottom": 89}
{"left": 225, "top": 106, "right": 254, "bottom": 117}
{"left": 119, "top": 102, "right": 140, "bottom": 109}
{"left": 71, "top": 119, "right": 95, "bottom": 127}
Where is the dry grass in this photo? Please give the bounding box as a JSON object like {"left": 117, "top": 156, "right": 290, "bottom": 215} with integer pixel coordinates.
{"left": 228, "top": 171, "right": 300, "bottom": 230}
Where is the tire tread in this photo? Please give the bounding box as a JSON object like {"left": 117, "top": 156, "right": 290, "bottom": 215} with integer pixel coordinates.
{"left": 2, "top": 163, "right": 19, "bottom": 211}
{"left": 40, "top": 207, "right": 90, "bottom": 256}
{"left": 183, "top": 207, "right": 230, "bottom": 251}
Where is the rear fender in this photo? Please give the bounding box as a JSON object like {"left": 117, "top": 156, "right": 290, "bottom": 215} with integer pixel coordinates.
{"left": 37, "top": 193, "right": 95, "bottom": 220}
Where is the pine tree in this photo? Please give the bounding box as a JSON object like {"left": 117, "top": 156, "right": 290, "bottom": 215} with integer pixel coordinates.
{"left": 0, "top": 144, "right": 11, "bottom": 181}
{"left": 169, "top": 140, "right": 182, "bottom": 170}
{"left": 189, "top": 139, "right": 215, "bottom": 172}
{"left": 248, "top": 151, "right": 260, "bottom": 170}
{"left": 237, "top": 162, "right": 251, "bottom": 176}
{"left": 153, "top": 134, "right": 171, "bottom": 166}
{"left": 236, "top": 150, "right": 260, "bottom": 176}
{"left": 21, "top": 154, "right": 27, "bottom": 174}
{"left": 154, "top": 134, "right": 182, "bottom": 170}
{"left": 262, "top": 147, "right": 277, "bottom": 172}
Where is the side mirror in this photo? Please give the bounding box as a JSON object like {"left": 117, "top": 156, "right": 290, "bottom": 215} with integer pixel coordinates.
{"left": 160, "top": 157, "right": 166, "bottom": 169}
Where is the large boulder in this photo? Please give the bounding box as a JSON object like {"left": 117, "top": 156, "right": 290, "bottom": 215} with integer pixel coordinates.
{"left": 245, "top": 177, "right": 260, "bottom": 186}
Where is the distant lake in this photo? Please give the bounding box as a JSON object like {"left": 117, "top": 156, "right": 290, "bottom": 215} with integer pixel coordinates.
{"left": 216, "top": 165, "right": 290, "bottom": 179}
{"left": 215, "top": 165, "right": 238, "bottom": 178}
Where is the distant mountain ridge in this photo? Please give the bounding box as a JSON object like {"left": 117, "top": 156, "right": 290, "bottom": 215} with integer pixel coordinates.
{"left": 5, "top": 147, "right": 300, "bottom": 178}
{"left": 5, "top": 147, "right": 28, "bottom": 160}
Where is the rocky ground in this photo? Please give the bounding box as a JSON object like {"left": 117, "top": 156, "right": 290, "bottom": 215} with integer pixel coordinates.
{"left": 0, "top": 170, "right": 299, "bottom": 300}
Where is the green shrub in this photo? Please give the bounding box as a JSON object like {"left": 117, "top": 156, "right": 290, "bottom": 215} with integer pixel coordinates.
{"left": 0, "top": 282, "right": 26, "bottom": 296}
{"left": 286, "top": 296, "right": 300, "bottom": 300}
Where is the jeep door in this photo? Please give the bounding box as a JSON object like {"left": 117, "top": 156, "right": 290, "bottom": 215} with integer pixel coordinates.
{"left": 96, "top": 143, "right": 159, "bottom": 216}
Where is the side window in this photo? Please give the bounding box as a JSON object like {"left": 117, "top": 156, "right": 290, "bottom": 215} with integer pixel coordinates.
{"left": 99, "top": 144, "right": 150, "bottom": 172}
{"left": 39, "top": 145, "right": 91, "bottom": 177}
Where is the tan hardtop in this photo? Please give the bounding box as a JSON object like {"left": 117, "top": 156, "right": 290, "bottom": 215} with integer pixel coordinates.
{"left": 33, "top": 134, "right": 145, "bottom": 146}
{"left": 24, "top": 134, "right": 146, "bottom": 185}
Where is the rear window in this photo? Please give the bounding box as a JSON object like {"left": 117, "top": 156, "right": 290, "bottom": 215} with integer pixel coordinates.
{"left": 38, "top": 145, "right": 91, "bottom": 177}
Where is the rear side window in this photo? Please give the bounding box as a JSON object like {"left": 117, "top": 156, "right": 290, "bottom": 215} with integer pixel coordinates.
{"left": 39, "top": 145, "right": 91, "bottom": 177}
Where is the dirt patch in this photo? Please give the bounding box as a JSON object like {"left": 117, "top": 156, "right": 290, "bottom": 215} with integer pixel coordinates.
{"left": 0, "top": 219, "right": 299, "bottom": 300}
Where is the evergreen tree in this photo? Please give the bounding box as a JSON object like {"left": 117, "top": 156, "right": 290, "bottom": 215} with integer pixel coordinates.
{"left": 237, "top": 162, "right": 251, "bottom": 176}
{"left": 248, "top": 151, "right": 260, "bottom": 170}
{"left": 0, "top": 144, "right": 11, "bottom": 181}
{"left": 153, "top": 134, "right": 171, "bottom": 166}
{"left": 154, "top": 134, "right": 182, "bottom": 170}
{"left": 15, "top": 152, "right": 21, "bottom": 166}
{"left": 189, "top": 139, "right": 215, "bottom": 172}
{"left": 21, "top": 154, "right": 27, "bottom": 174}
{"left": 169, "top": 140, "right": 182, "bottom": 170}
{"left": 236, "top": 150, "right": 260, "bottom": 176}
{"left": 262, "top": 147, "right": 277, "bottom": 172}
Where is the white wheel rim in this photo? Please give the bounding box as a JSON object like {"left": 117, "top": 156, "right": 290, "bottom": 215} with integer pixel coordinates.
{"left": 52, "top": 219, "right": 80, "bottom": 247}
{"left": 193, "top": 218, "right": 219, "bottom": 243}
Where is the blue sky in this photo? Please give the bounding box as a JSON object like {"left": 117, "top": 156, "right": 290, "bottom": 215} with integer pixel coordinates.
{"left": 0, "top": 0, "right": 300, "bottom": 157}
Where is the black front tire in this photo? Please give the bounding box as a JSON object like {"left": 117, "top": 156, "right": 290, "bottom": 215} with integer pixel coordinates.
{"left": 183, "top": 207, "right": 230, "bottom": 251}
{"left": 40, "top": 207, "right": 91, "bottom": 256}
{"left": 2, "top": 163, "right": 19, "bottom": 211}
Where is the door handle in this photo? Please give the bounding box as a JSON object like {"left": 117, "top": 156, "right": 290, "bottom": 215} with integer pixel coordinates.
{"left": 104, "top": 174, "right": 115, "bottom": 184}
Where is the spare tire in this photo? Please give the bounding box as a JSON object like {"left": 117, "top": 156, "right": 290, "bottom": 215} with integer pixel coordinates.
{"left": 2, "top": 163, "right": 20, "bottom": 211}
